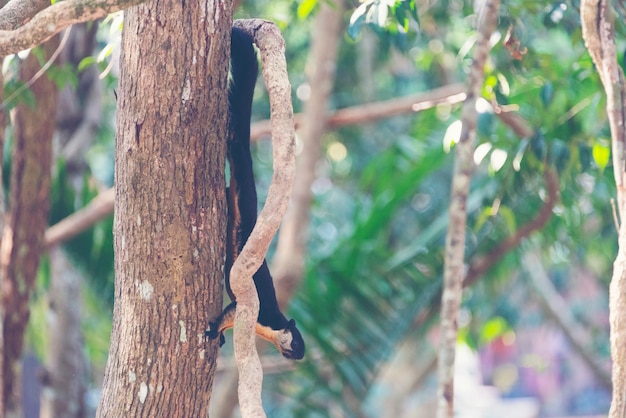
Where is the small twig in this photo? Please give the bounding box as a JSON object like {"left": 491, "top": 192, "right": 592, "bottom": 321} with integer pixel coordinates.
{"left": 1, "top": 26, "right": 71, "bottom": 110}
{"left": 491, "top": 101, "right": 534, "bottom": 138}
{"left": 611, "top": 198, "right": 620, "bottom": 232}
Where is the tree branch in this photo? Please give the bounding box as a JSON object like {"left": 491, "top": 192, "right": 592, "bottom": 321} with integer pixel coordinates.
{"left": 250, "top": 83, "right": 467, "bottom": 140}
{"left": 522, "top": 250, "right": 612, "bottom": 391}
{"left": 1, "top": 36, "right": 59, "bottom": 416}
{"left": 0, "top": 0, "right": 49, "bottom": 31}
{"left": 45, "top": 187, "right": 114, "bottom": 249}
{"left": 0, "top": 0, "right": 146, "bottom": 56}
{"left": 436, "top": 2, "right": 499, "bottom": 417}
{"left": 229, "top": 19, "right": 296, "bottom": 418}
{"left": 581, "top": 2, "right": 626, "bottom": 417}
{"left": 581, "top": 0, "right": 626, "bottom": 212}
{"left": 250, "top": 83, "right": 530, "bottom": 142}
{"left": 463, "top": 168, "right": 559, "bottom": 288}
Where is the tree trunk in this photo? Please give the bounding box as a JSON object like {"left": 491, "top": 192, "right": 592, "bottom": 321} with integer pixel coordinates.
{"left": 56, "top": 22, "right": 102, "bottom": 180}
{"left": 1, "top": 36, "right": 58, "bottom": 418}
{"left": 38, "top": 24, "right": 100, "bottom": 418}
{"left": 40, "top": 248, "right": 86, "bottom": 418}
{"left": 580, "top": 2, "right": 626, "bottom": 417}
{"left": 272, "top": 1, "right": 344, "bottom": 306}
{"left": 436, "top": 2, "right": 499, "bottom": 417}
{"left": 95, "top": 1, "right": 232, "bottom": 416}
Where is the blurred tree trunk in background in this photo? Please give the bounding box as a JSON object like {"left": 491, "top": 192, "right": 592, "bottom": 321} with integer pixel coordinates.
{"left": 40, "top": 23, "right": 102, "bottom": 418}
{"left": 580, "top": 2, "right": 626, "bottom": 417}
{"left": 378, "top": 339, "right": 438, "bottom": 417}
{"left": 95, "top": 0, "right": 232, "bottom": 416}
{"left": 1, "top": 35, "right": 59, "bottom": 418}
{"left": 40, "top": 248, "right": 86, "bottom": 418}
{"left": 272, "top": 0, "right": 344, "bottom": 309}
{"left": 56, "top": 22, "right": 103, "bottom": 185}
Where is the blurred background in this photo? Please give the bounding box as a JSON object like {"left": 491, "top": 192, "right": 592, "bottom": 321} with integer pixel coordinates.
{"left": 6, "top": 0, "right": 623, "bottom": 416}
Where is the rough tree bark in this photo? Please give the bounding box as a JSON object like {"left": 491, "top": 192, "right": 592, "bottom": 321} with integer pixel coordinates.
{"left": 0, "top": 0, "right": 49, "bottom": 30}
{"left": 1, "top": 36, "right": 59, "bottom": 418}
{"left": 580, "top": 1, "right": 626, "bottom": 417}
{"left": 95, "top": 0, "right": 233, "bottom": 416}
{"left": 436, "top": 1, "right": 499, "bottom": 417}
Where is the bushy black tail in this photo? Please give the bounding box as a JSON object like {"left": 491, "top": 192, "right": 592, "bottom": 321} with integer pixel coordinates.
{"left": 229, "top": 27, "right": 259, "bottom": 238}
{"left": 228, "top": 28, "right": 285, "bottom": 329}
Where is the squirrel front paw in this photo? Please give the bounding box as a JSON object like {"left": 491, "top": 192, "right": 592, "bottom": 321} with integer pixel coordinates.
{"left": 205, "top": 322, "right": 225, "bottom": 347}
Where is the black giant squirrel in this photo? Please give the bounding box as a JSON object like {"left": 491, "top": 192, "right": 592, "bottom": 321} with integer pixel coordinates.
{"left": 206, "top": 27, "right": 305, "bottom": 360}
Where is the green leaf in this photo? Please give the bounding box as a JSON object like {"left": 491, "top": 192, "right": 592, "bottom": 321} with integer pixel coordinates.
{"left": 406, "top": 0, "right": 419, "bottom": 23}
{"left": 551, "top": 139, "right": 570, "bottom": 172}
{"left": 376, "top": 2, "right": 388, "bottom": 27}
{"left": 78, "top": 56, "right": 97, "bottom": 72}
{"left": 46, "top": 64, "right": 79, "bottom": 90}
{"left": 393, "top": 4, "right": 409, "bottom": 31}
{"left": 474, "top": 207, "right": 491, "bottom": 232}
{"left": 30, "top": 47, "right": 45, "bottom": 64}
{"left": 540, "top": 82, "right": 553, "bottom": 106}
{"left": 484, "top": 74, "right": 498, "bottom": 93}
{"left": 3, "top": 80, "right": 36, "bottom": 110}
{"left": 579, "top": 144, "right": 592, "bottom": 172}
{"left": 479, "top": 316, "right": 509, "bottom": 345}
{"left": 477, "top": 112, "right": 494, "bottom": 137}
{"left": 97, "top": 43, "right": 115, "bottom": 62}
{"left": 297, "top": 0, "right": 318, "bottom": 19}
{"left": 530, "top": 131, "right": 546, "bottom": 161}
{"left": 592, "top": 141, "right": 610, "bottom": 171}
{"left": 512, "top": 139, "right": 529, "bottom": 171}
{"left": 348, "top": 0, "right": 420, "bottom": 40}
{"left": 347, "top": 2, "right": 370, "bottom": 39}
{"left": 498, "top": 205, "right": 517, "bottom": 236}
